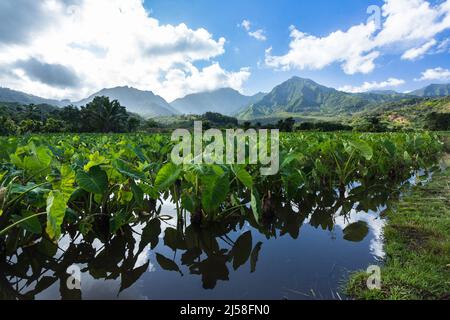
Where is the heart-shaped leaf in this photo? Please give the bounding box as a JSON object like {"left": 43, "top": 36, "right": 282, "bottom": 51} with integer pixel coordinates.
{"left": 76, "top": 166, "right": 108, "bottom": 194}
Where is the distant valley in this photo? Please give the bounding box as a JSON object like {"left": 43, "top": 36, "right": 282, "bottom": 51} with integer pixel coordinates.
{"left": 171, "top": 88, "right": 265, "bottom": 116}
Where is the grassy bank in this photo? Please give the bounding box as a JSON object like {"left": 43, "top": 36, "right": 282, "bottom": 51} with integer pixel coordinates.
{"left": 345, "top": 150, "right": 450, "bottom": 299}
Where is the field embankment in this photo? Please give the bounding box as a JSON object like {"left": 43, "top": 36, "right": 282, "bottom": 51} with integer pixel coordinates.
{"left": 346, "top": 134, "right": 450, "bottom": 300}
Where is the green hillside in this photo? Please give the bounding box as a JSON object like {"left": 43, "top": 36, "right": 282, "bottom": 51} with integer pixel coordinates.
{"left": 352, "top": 96, "right": 450, "bottom": 131}
{"left": 410, "top": 84, "right": 450, "bottom": 97}
{"left": 237, "top": 77, "right": 407, "bottom": 120}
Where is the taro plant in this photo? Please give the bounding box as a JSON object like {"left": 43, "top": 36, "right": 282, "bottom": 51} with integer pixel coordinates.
{"left": 0, "top": 131, "right": 444, "bottom": 251}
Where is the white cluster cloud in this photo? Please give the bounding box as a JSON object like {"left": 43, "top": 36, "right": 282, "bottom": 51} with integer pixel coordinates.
{"left": 239, "top": 19, "right": 267, "bottom": 41}
{"left": 339, "top": 78, "right": 405, "bottom": 93}
{"left": 160, "top": 62, "right": 250, "bottom": 101}
{"left": 0, "top": 0, "right": 250, "bottom": 101}
{"left": 333, "top": 208, "right": 386, "bottom": 260}
{"left": 241, "top": 19, "right": 251, "bottom": 31}
{"left": 248, "top": 30, "right": 267, "bottom": 41}
{"left": 266, "top": 23, "right": 380, "bottom": 74}
{"left": 266, "top": 0, "right": 450, "bottom": 74}
{"left": 436, "top": 38, "right": 450, "bottom": 52}
{"left": 401, "top": 39, "right": 437, "bottom": 60}
{"left": 415, "top": 67, "right": 450, "bottom": 81}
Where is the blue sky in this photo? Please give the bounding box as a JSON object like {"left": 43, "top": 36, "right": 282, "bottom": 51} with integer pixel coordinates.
{"left": 1, "top": 0, "right": 450, "bottom": 101}
{"left": 145, "top": 0, "right": 450, "bottom": 95}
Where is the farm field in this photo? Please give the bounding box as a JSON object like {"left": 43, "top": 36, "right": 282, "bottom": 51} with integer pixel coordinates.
{"left": 0, "top": 132, "right": 446, "bottom": 299}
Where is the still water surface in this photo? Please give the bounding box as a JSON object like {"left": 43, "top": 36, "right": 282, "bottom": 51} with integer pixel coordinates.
{"left": 1, "top": 172, "right": 431, "bottom": 300}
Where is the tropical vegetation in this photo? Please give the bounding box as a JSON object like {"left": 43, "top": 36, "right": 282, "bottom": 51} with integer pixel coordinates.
{"left": 0, "top": 132, "right": 443, "bottom": 243}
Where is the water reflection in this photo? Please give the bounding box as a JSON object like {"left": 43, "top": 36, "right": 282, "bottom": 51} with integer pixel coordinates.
{"left": 0, "top": 171, "right": 432, "bottom": 300}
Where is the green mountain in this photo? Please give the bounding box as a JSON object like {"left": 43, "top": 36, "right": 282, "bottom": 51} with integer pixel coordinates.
{"left": 0, "top": 87, "right": 67, "bottom": 107}
{"left": 75, "top": 86, "right": 177, "bottom": 117}
{"left": 410, "top": 84, "right": 450, "bottom": 97}
{"left": 238, "top": 77, "right": 372, "bottom": 119}
{"left": 170, "top": 88, "right": 265, "bottom": 116}
{"left": 237, "top": 77, "right": 425, "bottom": 120}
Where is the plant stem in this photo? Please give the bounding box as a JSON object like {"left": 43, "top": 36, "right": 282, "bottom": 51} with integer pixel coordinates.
{"left": 6, "top": 182, "right": 50, "bottom": 207}
{"left": 0, "top": 212, "right": 46, "bottom": 236}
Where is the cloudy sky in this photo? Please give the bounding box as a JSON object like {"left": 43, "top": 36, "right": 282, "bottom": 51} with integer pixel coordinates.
{"left": 0, "top": 0, "right": 450, "bottom": 102}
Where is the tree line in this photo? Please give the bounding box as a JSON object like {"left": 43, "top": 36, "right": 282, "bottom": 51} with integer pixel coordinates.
{"left": 0, "top": 96, "right": 151, "bottom": 135}
{"left": 0, "top": 97, "right": 249, "bottom": 135}
{"left": 1, "top": 95, "right": 448, "bottom": 136}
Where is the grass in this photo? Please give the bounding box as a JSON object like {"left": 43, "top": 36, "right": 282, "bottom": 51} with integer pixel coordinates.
{"left": 345, "top": 141, "right": 450, "bottom": 299}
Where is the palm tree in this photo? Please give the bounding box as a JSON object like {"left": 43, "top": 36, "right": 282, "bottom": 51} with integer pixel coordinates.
{"left": 82, "top": 96, "right": 128, "bottom": 132}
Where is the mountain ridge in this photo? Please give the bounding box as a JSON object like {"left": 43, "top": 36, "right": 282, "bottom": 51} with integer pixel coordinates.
{"left": 410, "top": 83, "right": 450, "bottom": 97}
{"left": 170, "top": 88, "right": 265, "bottom": 116}
{"left": 238, "top": 77, "right": 375, "bottom": 119}
{"left": 74, "top": 86, "right": 178, "bottom": 117}
{"left": 237, "top": 77, "right": 450, "bottom": 120}
{"left": 2, "top": 80, "right": 450, "bottom": 120}
{"left": 0, "top": 87, "right": 67, "bottom": 107}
